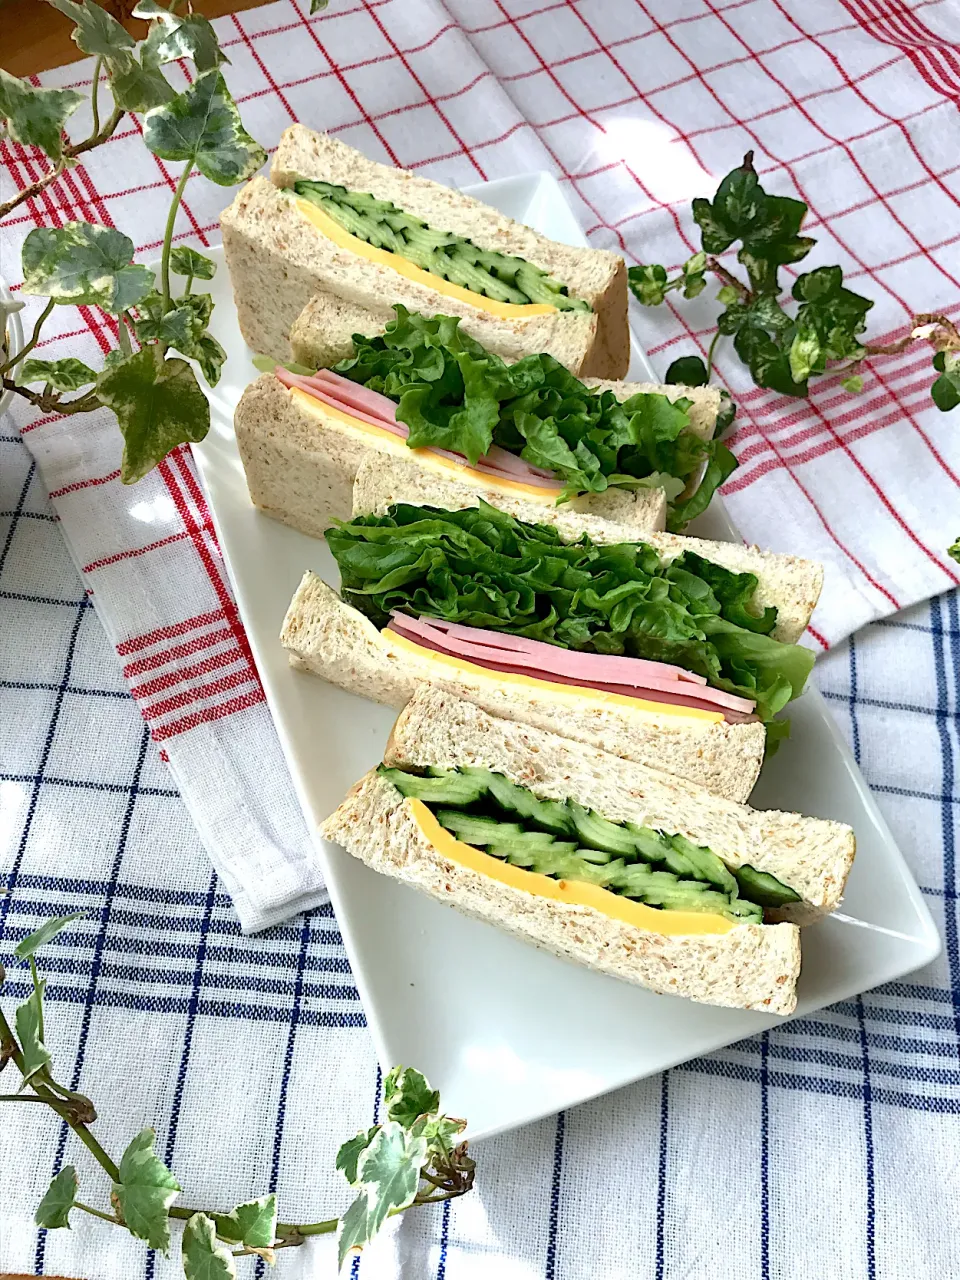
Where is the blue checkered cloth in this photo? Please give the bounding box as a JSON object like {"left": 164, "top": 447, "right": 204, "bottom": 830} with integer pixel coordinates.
{"left": 2, "top": 408, "right": 958, "bottom": 1278}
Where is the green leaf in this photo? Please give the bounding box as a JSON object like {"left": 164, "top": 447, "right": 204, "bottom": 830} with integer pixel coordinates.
{"left": 384, "top": 1066, "right": 440, "bottom": 1128}
{"left": 841, "top": 374, "right": 864, "bottom": 394}
{"left": 0, "top": 69, "right": 83, "bottom": 162}
{"left": 45, "top": 0, "right": 135, "bottom": 58}
{"left": 336, "top": 1121, "right": 428, "bottom": 1270}
{"left": 337, "top": 1125, "right": 380, "bottom": 1186}
{"left": 170, "top": 246, "right": 217, "bottom": 281}
{"left": 106, "top": 53, "right": 174, "bottom": 114}
{"left": 182, "top": 1212, "right": 236, "bottom": 1279}
{"left": 135, "top": 1, "right": 227, "bottom": 73}
{"left": 310, "top": 0, "right": 329, "bottom": 10}
{"left": 666, "top": 439, "right": 739, "bottom": 532}
{"left": 96, "top": 345, "right": 210, "bottom": 483}
{"left": 716, "top": 285, "right": 740, "bottom": 306}
{"left": 949, "top": 535, "right": 960, "bottom": 564}
{"left": 21, "top": 222, "right": 154, "bottom": 313}
{"left": 627, "top": 263, "right": 670, "bottom": 306}
{"left": 734, "top": 326, "right": 807, "bottom": 397}
{"left": 212, "top": 1195, "right": 277, "bottom": 1248}
{"left": 683, "top": 251, "right": 706, "bottom": 276}
{"left": 35, "top": 1167, "right": 78, "bottom": 1229}
{"left": 682, "top": 272, "right": 706, "bottom": 299}
{"left": 15, "top": 981, "right": 51, "bottom": 1085}
{"left": 133, "top": 292, "right": 226, "bottom": 388}
{"left": 15, "top": 911, "right": 85, "bottom": 959}
{"left": 111, "top": 1128, "right": 181, "bottom": 1253}
{"left": 664, "top": 355, "right": 708, "bottom": 387}
{"left": 18, "top": 358, "right": 97, "bottom": 392}
{"left": 142, "top": 69, "right": 267, "bottom": 186}
{"left": 932, "top": 371, "right": 960, "bottom": 412}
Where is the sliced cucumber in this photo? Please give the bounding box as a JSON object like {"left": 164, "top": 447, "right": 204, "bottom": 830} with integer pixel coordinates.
{"left": 377, "top": 765, "right": 485, "bottom": 806}
{"left": 461, "top": 767, "right": 575, "bottom": 836}
{"left": 734, "top": 865, "right": 802, "bottom": 908}
{"left": 569, "top": 802, "right": 639, "bottom": 857}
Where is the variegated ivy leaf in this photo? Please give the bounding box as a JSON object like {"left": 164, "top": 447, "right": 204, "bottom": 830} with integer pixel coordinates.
{"left": 15, "top": 911, "right": 85, "bottom": 958}
{"left": 111, "top": 1128, "right": 181, "bottom": 1253}
{"left": 15, "top": 980, "right": 51, "bottom": 1086}
{"left": 169, "top": 245, "right": 217, "bottom": 281}
{"left": 135, "top": 0, "right": 227, "bottom": 73}
{"left": 336, "top": 1125, "right": 380, "bottom": 1186}
{"left": 142, "top": 69, "right": 267, "bottom": 186}
{"left": 182, "top": 1213, "right": 236, "bottom": 1280}
{"left": 45, "top": 0, "right": 135, "bottom": 59}
{"left": 383, "top": 1066, "right": 440, "bottom": 1129}
{"left": 21, "top": 222, "right": 155, "bottom": 313}
{"left": 310, "top": 0, "right": 330, "bottom": 10}
{"left": 212, "top": 1194, "right": 277, "bottom": 1248}
{"left": 106, "top": 53, "right": 175, "bottom": 114}
{"left": 18, "top": 359, "right": 97, "bottom": 392}
{"left": 336, "top": 1121, "right": 428, "bottom": 1270}
{"left": 0, "top": 69, "right": 83, "bottom": 162}
{"left": 132, "top": 291, "right": 225, "bottom": 387}
{"left": 35, "top": 1167, "right": 78, "bottom": 1230}
{"left": 44, "top": 0, "right": 172, "bottom": 114}
{"left": 96, "top": 345, "right": 210, "bottom": 483}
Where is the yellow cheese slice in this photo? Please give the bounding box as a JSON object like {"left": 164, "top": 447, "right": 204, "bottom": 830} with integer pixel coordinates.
{"left": 288, "top": 386, "right": 564, "bottom": 504}
{"left": 384, "top": 629, "right": 724, "bottom": 723}
{"left": 409, "top": 799, "right": 734, "bottom": 937}
{"left": 294, "top": 196, "right": 559, "bottom": 319}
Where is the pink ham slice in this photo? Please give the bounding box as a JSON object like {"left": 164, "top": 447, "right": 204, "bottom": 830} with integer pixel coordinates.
{"left": 418, "top": 616, "right": 708, "bottom": 686}
{"left": 273, "top": 366, "right": 564, "bottom": 491}
{"left": 385, "top": 613, "right": 756, "bottom": 719}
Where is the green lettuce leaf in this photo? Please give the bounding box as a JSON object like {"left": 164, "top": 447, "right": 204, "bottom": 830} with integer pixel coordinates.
{"left": 333, "top": 307, "right": 736, "bottom": 525}
{"left": 326, "top": 502, "right": 811, "bottom": 722}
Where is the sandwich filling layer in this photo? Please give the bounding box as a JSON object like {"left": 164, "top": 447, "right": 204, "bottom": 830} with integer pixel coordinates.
{"left": 290, "top": 180, "right": 589, "bottom": 313}
{"left": 277, "top": 368, "right": 565, "bottom": 500}
{"left": 328, "top": 307, "right": 734, "bottom": 529}
{"left": 326, "top": 500, "right": 815, "bottom": 727}
{"left": 380, "top": 765, "right": 801, "bottom": 929}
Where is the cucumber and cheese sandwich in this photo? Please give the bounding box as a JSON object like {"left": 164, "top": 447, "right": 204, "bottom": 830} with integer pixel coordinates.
{"left": 281, "top": 495, "right": 822, "bottom": 802}
{"left": 221, "top": 124, "right": 627, "bottom": 375}
{"left": 234, "top": 305, "right": 731, "bottom": 534}
{"left": 322, "top": 688, "right": 856, "bottom": 1011}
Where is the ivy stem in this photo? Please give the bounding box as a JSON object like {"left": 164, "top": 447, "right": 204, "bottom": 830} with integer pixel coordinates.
{"left": 160, "top": 166, "right": 193, "bottom": 313}
{"left": 29, "top": 958, "right": 44, "bottom": 1042}
{"left": 706, "top": 257, "right": 752, "bottom": 303}
{"left": 1, "top": 378, "right": 102, "bottom": 416}
{"left": 705, "top": 329, "right": 722, "bottom": 382}
{"left": 90, "top": 57, "right": 103, "bottom": 138}
{"left": 0, "top": 297, "right": 55, "bottom": 378}
{"left": 0, "top": 105, "right": 124, "bottom": 223}
{"left": 0, "top": 1093, "right": 64, "bottom": 1105}
{"left": 75, "top": 1201, "right": 119, "bottom": 1224}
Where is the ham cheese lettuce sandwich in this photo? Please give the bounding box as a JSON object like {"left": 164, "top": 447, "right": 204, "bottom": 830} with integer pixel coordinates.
{"left": 281, "top": 467, "right": 823, "bottom": 802}
{"left": 221, "top": 124, "right": 628, "bottom": 376}
{"left": 234, "top": 306, "right": 733, "bottom": 534}
{"left": 322, "top": 688, "right": 856, "bottom": 1012}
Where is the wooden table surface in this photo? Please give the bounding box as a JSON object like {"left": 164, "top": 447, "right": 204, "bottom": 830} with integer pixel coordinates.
{"left": 2, "top": 0, "right": 270, "bottom": 77}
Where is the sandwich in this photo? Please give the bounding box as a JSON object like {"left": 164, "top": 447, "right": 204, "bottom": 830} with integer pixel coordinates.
{"left": 221, "top": 124, "right": 628, "bottom": 376}
{"left": 234, "top": 305, "right": 733, "bottom": 534}
{"left": 280, "top": 469, "right": 822, "bottom": 802}
{"left": 322, "top": 687, "right": 857, "bottom": 1012}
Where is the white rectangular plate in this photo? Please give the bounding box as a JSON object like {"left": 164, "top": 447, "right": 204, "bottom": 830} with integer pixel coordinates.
{"left": 192, "top": 172, "right": 940, "bottom": 1141}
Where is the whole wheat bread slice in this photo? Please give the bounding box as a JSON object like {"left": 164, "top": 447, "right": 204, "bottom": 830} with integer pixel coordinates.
{"left": 386, "top": 686, "right": 855, "bottom": 924}
{"left": 322, "top": 769, "right": 801, "bottom": 1013}
{"left": 352, "top": 452, "right": 824, "bottom": 645}
{"left": 271, "top": 125, "right": 628, "bottom": 377}
{"left": 280, "top": 571, "right": 767, "bottom": 802}
{"left": 234, "top": 373, "right": 669, "bottom": 535}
